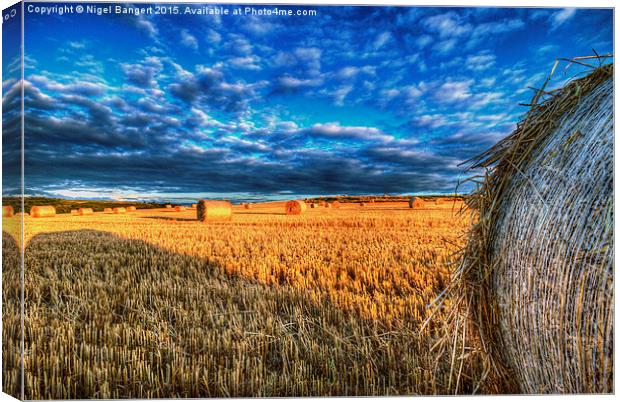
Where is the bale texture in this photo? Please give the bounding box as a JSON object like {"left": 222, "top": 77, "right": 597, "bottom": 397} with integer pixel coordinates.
{"left": 3, "top": 206, "right": 14, "bottom": 217}
{"left": 113, "top": 207, "right": 126, "bottom": 214}
{"left": 30, "top": 206, "right": 56, "bottom": 218}
{"left": 440, "top": 63, "right": 613, "bottom": 394}
{"left": 409, "top": 197, "right": 424, "bottom": 209}
{"left": 197, "top": 200, "right": 232, "bottom": 221}
{"left": 285, "top": 200, "right": 307, "bottom": 215}
{"left": 127, "top": 206, "right": 137, "bottom": 212}
{"left": 78, "top": 208, "right": 93, "bottom": 216}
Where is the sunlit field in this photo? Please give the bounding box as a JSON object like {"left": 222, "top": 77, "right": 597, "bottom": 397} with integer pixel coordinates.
{"left": 3, "top": 199, "right": 469, "bottom": 398}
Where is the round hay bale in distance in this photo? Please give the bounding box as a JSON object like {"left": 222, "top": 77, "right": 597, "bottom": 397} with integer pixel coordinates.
{"left": 243, "top": 203, "right": 252, "bottom": 210}
{"left": 191, "top": 204, "right": 197, "bottom": 208}
{"left": 285, "top": 200, "right": 307, "bottom": 215}
{"left": 78, "top": 208, "right": 93, "bottom": 216}
{"left": 3, "top": 206, "right": 14, "bottom": 217}
{"left": 174, "top": 206, "right": 186, "bottom": 212}
{"left": 197, "top": 200, "right": 232, "bottom": 221}
{"left": 70, "top": 209, "right": 78, "bottom": 215}
{"left": 448, "top": 64, "right": 613, "bottom": 394}
{"left": 103, "top": 208, "right": 113, "bottom": 214}
{"left": 408, "top": 197, "right": 424, "bottom": 209}
{"left": 331, "top": 201, "right": 341, "bottom": 208}
{"left": 127, "top": 206, "right": 137, "bottom": 212}
{"left": 30, "top": 206, "right": 56, "bottom": 218}
{"left": 113, "top": 207, "right": 126, "bottom": 214}
{"left": 165, "top": 204, "right": 172, "bottom": 209}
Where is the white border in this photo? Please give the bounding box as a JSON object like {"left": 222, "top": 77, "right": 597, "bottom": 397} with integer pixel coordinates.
{"left": 0, "top": 1, "right": 616, "bottom": 402}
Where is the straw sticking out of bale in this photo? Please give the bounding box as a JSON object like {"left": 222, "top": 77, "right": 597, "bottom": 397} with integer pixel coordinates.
{"left": 113, "top": 207, "right": 126, "bottom": 214}
{"left": 3, "top": 206, "right": 14, "bottom": 217}
{"left": 285, "top": 200, "right": 307, "bottom": 215}
{"left": 30, "top": 206, "right": 56, "bottom": 218}
{"left": 78, "top": 208, "right": 93, "bottom": 216}
{"left": 408, "top": 197, "right": 424, "bottom": 209}
{"left": 433, "top": 61, "right": 613, "bottom": 394}
{"left": 127, "top": 206, "right": 136, "bottom": 212}
{"left": 197, "top": 200, "right": 232, "bottom": 221}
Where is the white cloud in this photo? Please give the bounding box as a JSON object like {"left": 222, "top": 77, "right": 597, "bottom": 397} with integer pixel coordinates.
{"left": 181, "top": 29, "right": 198, "bottom": 50}
{"left": 422, "top": 12, "right": 471, "bottom": 38}
{"left": 465, "top": 53, "right": 496, "bottom": 71}
{"left": 434, "top": 80, "right": 473, "bottom": 103}
{"left": 552, "top": 8, "right": 577, "bottom": 29}
{"left": 373, "top": 31, "right": 392, "bottom": 50}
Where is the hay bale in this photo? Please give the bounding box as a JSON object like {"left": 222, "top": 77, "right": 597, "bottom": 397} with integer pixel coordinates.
{"left": 165, "top": 204, "right": 172, "bottom": 209}
{"left": 127, "top": 206, "right": 137, "bottom": 212}
{"left": 78, "top": 208, "right": 93, "bottom": 216}
{"left": 440, "top": 63, "right": 613, "bottom": 394}
{"left": 174, "top": 206, "right": 186, "bottom": 212}
{"left": 191, "top": 204, "right": 197, "bottom": 208}
{"left": 30, "top": 206, "right": 56, "bottom": 218}
{"left": 113, "top": 207, "right": 126, "bottom": 214}
{"left": 285, "top": 200, "right": 307, "bottom": 215}
{"left": 3, "top": 206, "right": 14, "bottom": 217}
{"left": 103, "top": 208, "right": 112, "bottom": 214}
{"left": 359, "top": 202, "right": 365, "bottom": 207}
{"left": 332, "top": 201, "right": 341, "bottom": 209}
{"left": 324, "top": 202, "right": 331, "bottom": 208}
{"left": 197, "top": 200, "right": 232, "bottom": 221}
{"left": 70, "top": 209, "right": 78, "bottom": 215}
{"left": 408, "top": 197, "right": 424, "bottom": 209}
{"left": 310, "top": 203, "right": 318, "bottom": 208}
{"left": 243, "top": 203, "right": 252, "bottom": 210}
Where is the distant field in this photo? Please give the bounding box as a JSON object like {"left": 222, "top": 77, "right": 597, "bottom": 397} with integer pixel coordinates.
{"left": 3, "top": 199, "right": 469, "bottom": 398}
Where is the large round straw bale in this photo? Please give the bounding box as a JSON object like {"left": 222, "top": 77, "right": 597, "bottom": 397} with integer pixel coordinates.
{"left": 113, "top": 207, "right": 126, "bottom": 214}
{"left": 30, "top": 206, "right": 56, "bottom": 218}
{"left": 3, "top": 206, "right": 14, "bottom": 217}
{"left": 447, "top": 64, "right": 613, "bottom": 394}
{"left": 78, "top": 208, "right": 93, "bottom": 216}
{"left": 197, "top": 200, "right": 232, "bottom": 221}
{"left": 174, "top": 206, "right": 186, "bottom": 212}
{"left": 285, "top": 200, "right": 307, "bottom": 215}
{"left": 127, "top": 206, "right": 136, "bottom": 212}
{"left": 408, "top": 197, "right": 424, "bottom": 209}
{"left": 103, "top": 208, "right": 112, "bottom": 214}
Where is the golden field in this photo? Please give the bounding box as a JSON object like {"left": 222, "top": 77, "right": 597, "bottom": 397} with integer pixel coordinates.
{"left": 3, "top": 200, "right": 469, "bottom": 398}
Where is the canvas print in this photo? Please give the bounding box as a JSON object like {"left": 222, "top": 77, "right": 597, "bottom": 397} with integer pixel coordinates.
{"left": 1, "top": 1, "right": 614, "bottom": 399}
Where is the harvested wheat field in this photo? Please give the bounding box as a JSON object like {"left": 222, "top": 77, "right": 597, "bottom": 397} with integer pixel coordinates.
{"left": 3, "top": 199, "right": 468, "bottom": 398}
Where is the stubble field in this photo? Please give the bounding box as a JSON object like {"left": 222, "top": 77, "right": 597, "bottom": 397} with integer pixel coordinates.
{"left": 3, "top": 200, "right": 469, "bottom": 398}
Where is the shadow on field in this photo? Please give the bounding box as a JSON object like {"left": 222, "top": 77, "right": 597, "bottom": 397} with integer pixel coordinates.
{"left": 21, "top": 229, "right": 455, "bottom": 399}
{"left": 2, "top": 231, "right": 22, "bottom": 400}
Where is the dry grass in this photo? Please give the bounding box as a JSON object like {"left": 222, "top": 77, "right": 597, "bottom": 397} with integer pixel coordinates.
{"left": 4, "top": 200, "right": 468, "bottom": 398}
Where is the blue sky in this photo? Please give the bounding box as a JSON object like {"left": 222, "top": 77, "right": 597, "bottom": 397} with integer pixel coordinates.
{"left": 2, "top": 3, "right": 613, "bottom": 201}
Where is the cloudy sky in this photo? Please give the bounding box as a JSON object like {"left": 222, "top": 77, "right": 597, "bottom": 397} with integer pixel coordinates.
{"left": 2, "top": 3, "right": 613, "bottom": 201}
